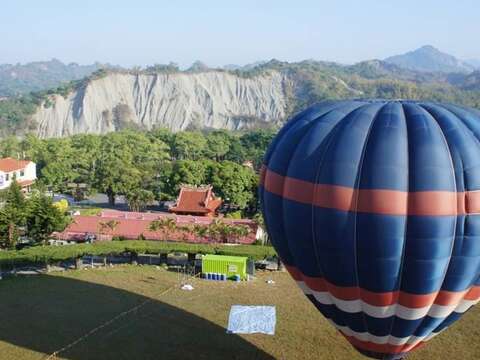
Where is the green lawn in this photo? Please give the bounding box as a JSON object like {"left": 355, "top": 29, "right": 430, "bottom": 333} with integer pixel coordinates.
{"left": 0, "top": 266, "right": 478, "bottom": 360}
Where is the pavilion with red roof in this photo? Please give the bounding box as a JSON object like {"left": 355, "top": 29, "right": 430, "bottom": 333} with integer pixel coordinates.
{"left": 169, "top": 185, "right": 222, "bottom": 217}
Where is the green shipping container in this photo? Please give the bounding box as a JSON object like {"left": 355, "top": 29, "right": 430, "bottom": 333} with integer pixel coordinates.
{"left": 202, "top": 254, "right": 248, "bottom": 280}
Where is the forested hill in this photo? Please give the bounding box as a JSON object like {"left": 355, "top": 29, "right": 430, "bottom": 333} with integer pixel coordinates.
{"left": 1, "top": 60, "right": 480, "bottom": 138}
{"left": 0, "top": 59, "right": 108, "bottom": 97}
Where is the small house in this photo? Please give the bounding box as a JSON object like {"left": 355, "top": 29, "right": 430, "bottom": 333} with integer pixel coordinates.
{"left": 0, "top": 157, "right": 36, "bottom": 192}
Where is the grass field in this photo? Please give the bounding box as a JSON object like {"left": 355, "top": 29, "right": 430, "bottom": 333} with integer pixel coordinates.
{"left": 0, "top": 266, "right": 478, "bottom": 360}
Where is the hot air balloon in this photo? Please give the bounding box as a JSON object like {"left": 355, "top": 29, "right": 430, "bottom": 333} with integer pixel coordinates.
{"left": 259, "top": 100, "right": 480, "bottom": 359}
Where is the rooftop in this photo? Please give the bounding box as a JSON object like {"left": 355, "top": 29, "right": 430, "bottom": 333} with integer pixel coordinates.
{"left": 169, "top": 185, "right": 222, "bottom": 215}
{"left": 0, "top": 157, "right": 32, "bottom": 172}
{"left": 55, "top": 210, "right": 257, "bottom": 244}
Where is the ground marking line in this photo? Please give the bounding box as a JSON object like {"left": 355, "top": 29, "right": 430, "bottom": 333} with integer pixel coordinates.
{"left": 44, "top": 285, "right": 175, "bottom": 360}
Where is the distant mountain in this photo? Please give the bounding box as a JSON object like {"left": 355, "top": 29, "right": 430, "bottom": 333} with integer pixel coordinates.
{"left": 2, "top": 53, "right": 480, "bottom": 138}
{"left": 346, "top": 59, "right": 437, "bottom": 81}
{"left": 385, "top": 45, "right": 474, "bottom": 74}
{"left": 0, "top": 59, "right": 113, "bottom": 97}
{"left": 187, "top": 60, "right": 210, "bottom": 72}
{"left": 465, "top": 59, "right": 480, "bottom": 69}
{"left": 222, "top": 64, "right": 242, "bottom": 71}
{"left": 222, "top": 61, "right": 267, "bottom": 71}
{"left": 15, "top": 59, "right": 480, "bottom": 138}
{"left": 447, "top": 71, "right": 480, "bottom": 91}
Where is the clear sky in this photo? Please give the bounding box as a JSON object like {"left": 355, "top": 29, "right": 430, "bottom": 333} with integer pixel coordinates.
{"left": 1, "top": 0, "right": 479, "bottom": 68}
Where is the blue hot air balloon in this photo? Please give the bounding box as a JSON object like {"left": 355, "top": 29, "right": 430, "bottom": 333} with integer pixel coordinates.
{"left": 259, "top": 100, "right": 480, "bottom": 359}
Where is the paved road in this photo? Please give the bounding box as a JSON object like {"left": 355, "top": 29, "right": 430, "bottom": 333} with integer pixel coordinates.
{"left": 53, "top": 193, "right": 170, "bottom": 212}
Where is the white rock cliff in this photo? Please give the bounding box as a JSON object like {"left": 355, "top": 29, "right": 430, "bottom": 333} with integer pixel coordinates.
{"left": 33, "top": 71, "right": 291, "bottom": 138}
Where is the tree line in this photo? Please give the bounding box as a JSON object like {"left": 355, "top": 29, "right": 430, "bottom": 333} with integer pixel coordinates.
{"left": 0, "top": 128, "right": 276, "bottom": 216}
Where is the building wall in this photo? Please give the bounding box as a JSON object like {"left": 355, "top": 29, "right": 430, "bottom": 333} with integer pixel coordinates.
{"left": 0, "top": 162, "right": 36, "bottom": 190}
{"left": 24, "top": 162, "right": 37, "bottom": 182}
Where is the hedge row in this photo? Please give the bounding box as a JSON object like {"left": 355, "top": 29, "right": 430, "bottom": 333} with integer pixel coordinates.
{"left": 0, "top": 241, "right": 277, "bottom": 266}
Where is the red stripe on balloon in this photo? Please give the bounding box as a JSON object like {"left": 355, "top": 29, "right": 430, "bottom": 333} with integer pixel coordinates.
{"left": 464, "top": 286, "right": 480, "bottom": 301}
{"left": 343, "top": 333, "right": 425, "bottom": 355}
{"left": 261, "top": 166, "right": 480, "bottom": 216}
{"left": 285, "top": 265, "right": 480, "bottom": 308}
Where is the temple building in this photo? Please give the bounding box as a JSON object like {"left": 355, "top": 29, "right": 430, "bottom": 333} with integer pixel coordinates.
{"left": 169, "top": 185, "right": 222, "bottom": 217}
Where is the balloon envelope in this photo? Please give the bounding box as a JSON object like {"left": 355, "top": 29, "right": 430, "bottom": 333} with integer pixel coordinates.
{"left": 259, "top": 100, "right": 480, "bottom": 359}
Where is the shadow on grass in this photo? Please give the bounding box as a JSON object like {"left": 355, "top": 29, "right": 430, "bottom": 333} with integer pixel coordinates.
{"left": 0, "top": 274, "right": 274, "bottom": 360}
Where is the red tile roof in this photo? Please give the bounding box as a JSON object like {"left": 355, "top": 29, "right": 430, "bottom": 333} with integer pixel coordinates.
{"left": 55, "top": 211, "right": 257, "bottom": 244}
{"left": 0, "top": 158, "right": 31, "bottom": 172}
{"left": 169, "top": 186, "right": 222, "bottom": 215}
{"left": 100, "top": 210, "right": 255, "bottom": 226}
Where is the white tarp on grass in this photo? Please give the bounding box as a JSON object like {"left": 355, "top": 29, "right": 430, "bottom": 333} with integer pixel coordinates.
{"left": 227, "top": 305, "right": 276, "bottom": 335}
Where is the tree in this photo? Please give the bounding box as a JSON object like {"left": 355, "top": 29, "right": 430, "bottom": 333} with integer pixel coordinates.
{"left": 94, "top": 134, "right": 142, "bottom": 205}
{"left": 149, "top": 218, "right": 176, "bottom": 240}
{"left": 37, "top": 138, "right": 76, "bottom": 194}
{"left": 240, "top": 130, "right": 276, "bottom": 169}
{"left": 148, "top": 128, "right": 174, "bottom": 154}
{"left": 0, "top": 181, "right": 27, "bottom": 248}
{"left": 147, "top": 161, "right": 174, "bottom": 201}
{"left": 20, "top": 134, "right": 44, "bottom": 160}
{"left": 193, "top": 224, "right": 208, "bottom": 239}
{"left": 205, "top": 130, "right": 232, "bottom": 161}
{"left": 0, "top": 209, "right": 18, "bottom": 249}
{"left": 25, "top": 193, "right": 69, "bottom": 244}
{"left": 125, "top": 189, "right": 155, "bottom": 212}
{"left": 172, "top": 131, "right": 207, "bottom": 160}
{"left": 204, "top": 219, "right": 248, "bottom": 243}
{"left": 225, "top": 136, "right": 247, "bottom": 163}
{"left": 70, "top": 133, "right": 102, "bottom": 189}
{"left": 208, "top": 161, "right": 258, "bottom": 211}
{"left": 0, "top": 136, "right": 21, "bottom": 158}
{"left": 98, "top": 220, "right": 119, "bottom": 236}
{"left": 168, "top": 160, "right": 209, "bottom": 195}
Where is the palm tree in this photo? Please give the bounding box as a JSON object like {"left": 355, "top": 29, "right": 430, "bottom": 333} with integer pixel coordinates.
{"left": 228, "top": 224, "right": 250, "bottom": 243}
{"left": 177, "top": 224, "right": 193, "bottom": 241}
{"left": 193, "top": 224, "right": 208, "bottom": 240}
{"left": 148, "top": 217, "right": 177, "bottom": 240}
{"left": 148, "top": 219, "right": 162, "bottom": 232}
{"left": 206, "top": 219, "right": 223, "bottom": 243}
{"left": 97, "top": 220, "right": 119, "bottom": 239}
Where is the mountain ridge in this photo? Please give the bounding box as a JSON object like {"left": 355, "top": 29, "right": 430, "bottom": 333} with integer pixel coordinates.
{"left": 2, "top": 53, "right": 480, "bottom": 138}
{"left": 0, "top": 59, "right": 115, "bottom": 97}
{"left": 24, "top": 61, "right": 480, "bottom": 138}
{"left": 2, "top": 45, "right": 479, "bottom": 98}
{"left": 384, "top": 45, "right": 474, "bottom": 74}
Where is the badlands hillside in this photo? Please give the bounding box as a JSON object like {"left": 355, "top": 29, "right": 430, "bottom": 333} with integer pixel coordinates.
{"left": 33, "top": 70, "right": 291, "bottom": 137}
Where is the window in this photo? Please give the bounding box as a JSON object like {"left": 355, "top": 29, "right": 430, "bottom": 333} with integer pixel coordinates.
{"left": 20, "top": 170, "right": 24, "bottom": 177}
{"left": 5, "top": 173, "right": 9, "bottom": 181}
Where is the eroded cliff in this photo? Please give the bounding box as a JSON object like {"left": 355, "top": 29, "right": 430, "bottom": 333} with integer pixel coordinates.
{"left": 33, "top": 71, "right": 291, "bottom": 137}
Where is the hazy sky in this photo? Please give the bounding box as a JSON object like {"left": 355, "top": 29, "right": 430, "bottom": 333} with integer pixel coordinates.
{"left": 1, "top": 0, "right": 479, "bottom": 68}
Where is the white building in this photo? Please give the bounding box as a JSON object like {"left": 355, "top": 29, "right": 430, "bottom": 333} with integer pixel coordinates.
{"left": 0, "top": 158, "right": 36, "bottom": 192}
